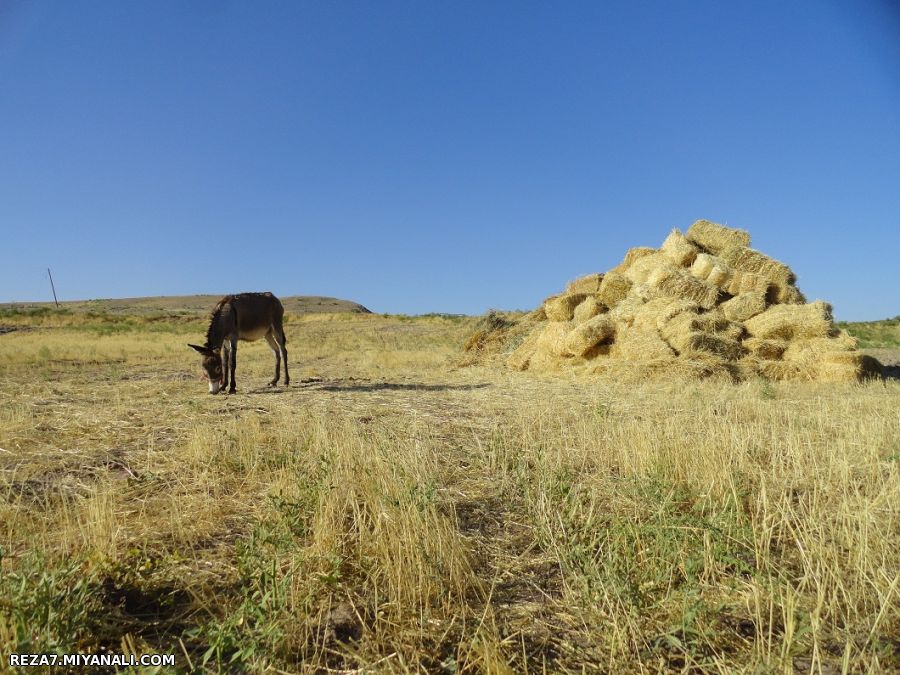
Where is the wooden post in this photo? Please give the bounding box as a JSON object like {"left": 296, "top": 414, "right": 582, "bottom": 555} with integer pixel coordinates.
{"left": 47, "top": 268, "right": 59, "bottom": 308}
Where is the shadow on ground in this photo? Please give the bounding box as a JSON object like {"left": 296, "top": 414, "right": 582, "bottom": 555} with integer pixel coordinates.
{"left": 244, "top": 379, "right": 491, "bottom": 394}
{"left": 881, "top": 364, "right": 900, "bottom": 381}
{"left": 314, "top": 381, "right": 491, "bottom": 393}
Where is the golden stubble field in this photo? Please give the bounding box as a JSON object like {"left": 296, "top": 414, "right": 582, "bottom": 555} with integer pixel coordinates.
{"left": 1, "top": 308, "right": 898, "bottom": 673}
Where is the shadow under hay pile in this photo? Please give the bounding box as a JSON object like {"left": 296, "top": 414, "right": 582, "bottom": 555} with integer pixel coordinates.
{"left": 490, "top": 220, "right": 882, "bottom": 382}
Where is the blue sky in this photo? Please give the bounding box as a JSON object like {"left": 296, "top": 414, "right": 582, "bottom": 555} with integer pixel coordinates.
{"left": 1, "top": 1, "right": 898, "bottom": 319}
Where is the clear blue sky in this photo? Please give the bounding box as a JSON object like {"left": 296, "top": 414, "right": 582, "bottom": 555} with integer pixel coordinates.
{"left": 1, "top": 1, "right": 898, "bottom": 319}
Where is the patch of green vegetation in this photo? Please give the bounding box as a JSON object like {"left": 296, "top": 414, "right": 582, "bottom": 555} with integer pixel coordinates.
{"left": 0, "top": 550, "right": 106, "bottom": 654}
{"left": 0, "top": 307, "right": 73, "bottom": 320}
{"left": 838, "top": 316, "right": 900, "bottom": 348}
{"left": 186, "top": 472, "right": 331, "bottom": 670}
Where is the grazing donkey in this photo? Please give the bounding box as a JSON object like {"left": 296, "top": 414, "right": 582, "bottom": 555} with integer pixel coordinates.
{"left": 188, "top": 292, "right": 289, "bottom": 394}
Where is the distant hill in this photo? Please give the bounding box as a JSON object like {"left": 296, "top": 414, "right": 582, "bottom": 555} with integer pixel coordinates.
{"left": 0, "top": 295, "right": 372, "bottom": 316}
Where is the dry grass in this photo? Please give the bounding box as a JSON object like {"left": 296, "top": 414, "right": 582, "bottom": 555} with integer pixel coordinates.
{"left": 1, "top": 308, "right": 899, "bottom": 673}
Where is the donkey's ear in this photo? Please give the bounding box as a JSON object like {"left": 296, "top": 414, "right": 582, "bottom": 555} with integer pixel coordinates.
{"left": 188, "top": 343, "right": 211, "bottom": 355}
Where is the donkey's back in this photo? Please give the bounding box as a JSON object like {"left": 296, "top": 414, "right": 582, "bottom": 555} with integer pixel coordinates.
{"left": 227, "top": 292, "right": 285, "bottom": 340}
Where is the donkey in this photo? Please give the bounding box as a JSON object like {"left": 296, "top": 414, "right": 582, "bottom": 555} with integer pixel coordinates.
{"left": 188, "top": 292, "right": 289, "bottom": 394}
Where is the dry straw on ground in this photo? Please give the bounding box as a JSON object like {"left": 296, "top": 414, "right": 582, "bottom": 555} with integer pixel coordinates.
{"left": 489, "top": 220, "right": 882, "bottom": 382}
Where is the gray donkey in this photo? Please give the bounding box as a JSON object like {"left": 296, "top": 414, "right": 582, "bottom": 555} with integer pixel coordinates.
{"left": 188, "top": 292, "right": 289, "bottom": 394}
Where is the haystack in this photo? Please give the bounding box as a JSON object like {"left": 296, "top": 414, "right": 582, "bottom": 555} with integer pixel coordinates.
{"left": 469, "top": 219, "right": 881, "bottom": 382}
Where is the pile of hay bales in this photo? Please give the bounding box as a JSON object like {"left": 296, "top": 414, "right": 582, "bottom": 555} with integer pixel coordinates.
{"left": 504, "top": 220, "right": 882, "bottom": 382}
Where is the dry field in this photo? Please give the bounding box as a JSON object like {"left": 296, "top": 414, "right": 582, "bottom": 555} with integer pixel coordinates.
{"left": 0, "top": 306, "right": 898, "bottom": 673}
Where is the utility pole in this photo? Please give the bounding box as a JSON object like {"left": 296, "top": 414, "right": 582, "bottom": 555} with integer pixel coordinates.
{"left": 47, "top": 268, "right": 59, "bottom": 308}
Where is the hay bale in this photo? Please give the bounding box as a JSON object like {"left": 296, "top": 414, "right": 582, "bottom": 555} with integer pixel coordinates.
{"left": 744, "top": 301, "right": 834, "bottom": 340}
{"left": 624, "top": 253, "right": 670, "bottom": 284}
{"left": 610, "top": 327, "right": 675, "bottom": 361}
{"left": 720, "top": 322, "right": 746, "bottom": 342}
{"left": 566, "top": 273, "right": 604, "bottom": 294}
{"left": 743, "top": 337, "right": 788, "bottom": 360}
{"left": 530, "top": 306, "right": 547, "bottom": 321}
{"left": 573, "top": 296, "right": 605, "bottom": 323}
{"left": 535, "top": 321, "right": 575, "bottom": 357}
{"left": 649, "top": 299, "right": 700, "bottom": 330}
{"left": 744, "top": 358, "right": 817, "bottom": 382}
{"left": 610, "top": 246, "right": 657, "bottom": 275}
{"left": 689, "top": 253, "right": 732, "bottom": 288}
{"left": 544, "top": 294, "right": 587, "bottom": 322}
{"left": 777, "top": 285, "right": 807, "bottom": 305}
{"left": 597, "top": 272, "right": 633, "bottom": 307}
{"left": 686, "top": 220, "right": 751, "bottom": 254}
{"left": 609, "top": 292, "right": 650, "bottom": 327}
{"left": 565, "top": 315, "right": 616, "bottom": 356}
{"left": 631, "top": 297, "right": 684, "bottom": 331}
{"left": 659, "top": 311, "right": 712, "bottom": 341}
{"left": 507, "top": 331, "right": 541, "bottom": 371}
{"left": 720, "top": 246, "right": 795, "bottom": 284}
{"left": 666, "top": 331, "right": 744, "bottom": 360}
{"left": 648, "top": 265, "right": 720, "bottom": 309}
{"left": 720, "top": 291, "right": 767, "bottom": 322}
{"left": 726, "top": 270, "right": 771, "bottom": 296}
{"left": 660, "top": 229, "right": 699, "bottom": 267}
{"left": 782, "top": 332, "right": 857, "bottom": 363}
{"left": 816, "top": 353, "right": 883, "bottom": 382}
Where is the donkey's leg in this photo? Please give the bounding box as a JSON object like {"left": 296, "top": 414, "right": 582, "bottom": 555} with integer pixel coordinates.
{"left": 221, "top": 348, "right": 230, "bottom": 391}
{"left": 278, "top": 326, "right": 289, "bottom": 386}
{"left": 265, "top": 331, "right": 281, "bottom": 386}
{"left": 228, "top": 338, "right": 238, "bottom": 394}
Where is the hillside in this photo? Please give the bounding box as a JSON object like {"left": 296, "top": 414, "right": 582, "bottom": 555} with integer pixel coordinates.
{"left": 0, "top": 294, "right": 371, "bottom": 316}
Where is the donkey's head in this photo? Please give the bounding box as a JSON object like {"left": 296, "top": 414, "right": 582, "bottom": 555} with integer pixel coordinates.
{"left": 188, "top": 344, "right": 224, "bottom": 394}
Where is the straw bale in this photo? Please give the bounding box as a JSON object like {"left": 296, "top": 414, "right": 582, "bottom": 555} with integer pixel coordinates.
{"left": 530, "top": 306, "right": 547, "bottom": 321}
{"left": 720, "top": 291, "right": 766, "bottom": 322}
{"left": 609, "top": 292, "right": 649, "bottom": 327}
{"left": 533, "top": 321, "right": 575, "bottom": 357}
{"left": 610, "top": 327, "right": 675, "bottom": 361}
{"left": 660, "top": 229, "right": 699, "bottom": 267}
{"left": 816, "top": 354, "right": 882, "bottom": 383}
{"left": 648, "top": 265, "right": 720, "bottom": 309}
{"left": 689, "top": 253, "right": 732, "bottom": 288}
{"left": 597, "top": 271, "right": 633, "bottom": 307}
{"left": 650, "top": 300, "right": 700, "bottom": 330}
{"left": 686, "top": 220, "right": 751, "bottom": 254}
{"left": 573, "top": 296, "right": 605, "bottom": 323}
{"left": 777, "top": 285, "right": 807, "bottom": 305}
{"left": 566, "top": 273, "right": 604, "bottom": 294}
{"left": 507, "top": 331, "right": 541, "bottom": 371}
{"left": 720, "top": 246, "right": 796, "bottom": 287}
{"left": 565, "top": 315, "right": 616, "bottom": 356}
{"left": 544, "top": 294, "right": 587, "bottom": 322}
{"left": 782, "top": 332, "right": 857, "bottom": 363}
{"left": 744, "top": 301, "right": 834, "bottom": 340}
{"left": 658, "top": 311, "right": 722, "bottom": 342}
{"left": 726, "top": 270, "right": 771, "bottom": 296}
{"left": 743, "top": 337, "right": 787, "bottom": 360}
{"left": 666, "top": 331, "right": 744, "bottom": 360}
{"left": 610, "top": 246, "right": 657, "bottom": 275}
{"left": 744, "top": 358, "right": 817, "bottom": 382}
{"left": 690, "top": 253, "right": 715, "bottom": 280}
{"left": 720, "top": 322, "right": 746, "bottom": 342}
{"left": 526, "top": 349, "right": 566, "bottom": 373}
{"left": 631, "top": 297, "right": 685, "bottom": 331}
{"left": 624, "top": 253, "right": 670, "bottom": 284}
